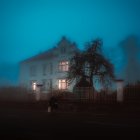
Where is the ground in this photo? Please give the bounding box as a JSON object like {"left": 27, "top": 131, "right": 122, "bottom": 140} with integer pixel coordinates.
{"left": 0, "top": 101, "right": 140, "bottom": 139}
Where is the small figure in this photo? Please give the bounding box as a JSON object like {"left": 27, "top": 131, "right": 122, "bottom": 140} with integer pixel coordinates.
{"left": 47, "top": 105, "right": 51, "bottom": 113}
{"left": 48, "top": 96, "right": 58, "bottom": 112}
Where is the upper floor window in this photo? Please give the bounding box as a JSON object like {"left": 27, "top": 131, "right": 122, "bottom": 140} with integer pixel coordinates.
{"left": 49, "top": 63, "right": 53, "bottom": 74}
{"left": 59, "top": 61, "right": 69, "bottom": 72}
{"left": 42, "top": 79, "right": 47, "bottom": 91}
{"left": 61, "top": 47, "right": 66, "bottom": 54}
{"left": 30, "top": 66, "right": 36, "bottom": 76}
{"left": 42, "top": 64, "right": 47, "bottom": 75}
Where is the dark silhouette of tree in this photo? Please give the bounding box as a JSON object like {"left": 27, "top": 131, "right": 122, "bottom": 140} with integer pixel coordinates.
{"left": 67, "top": 38, "right": 115, "bottom": 91}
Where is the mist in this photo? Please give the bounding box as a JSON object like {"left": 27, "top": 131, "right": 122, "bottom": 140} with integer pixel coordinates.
{"left": 120, "top": 35, "right": 140, "bottom": 84}
{"left": 0, "top": 0, "right": 140, "bottom": 86}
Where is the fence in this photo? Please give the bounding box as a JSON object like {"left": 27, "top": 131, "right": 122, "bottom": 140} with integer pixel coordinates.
{"left": 0, "top": 87, "right": 29, "bottom": 101}
{"left": 94, "top": 91, "right": 117, "bottom": 104}
{"left": 73, "top": 87, "right": 94, "bottom": 100}
{"left": 2, "top": 85, "right": 137, "bottom": 104}
{"left": 73, "top": 87, "right": 117, "bottom": 104}
{"left": 73, "top": 85, "right": 140, "bottom": 104}
{"left": 124, "top": 85, "right": 140, "bottom": 104}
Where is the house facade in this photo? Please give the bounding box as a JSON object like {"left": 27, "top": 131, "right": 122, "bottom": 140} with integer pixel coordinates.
{"left": 19, "top": 37, "right": 78, "bottom": 99}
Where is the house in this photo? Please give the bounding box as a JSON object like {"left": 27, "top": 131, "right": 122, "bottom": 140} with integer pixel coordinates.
{"left": 19, "top": 37, "right": 79, "bottom": 100}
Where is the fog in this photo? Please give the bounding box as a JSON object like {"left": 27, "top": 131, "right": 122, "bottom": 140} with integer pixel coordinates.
{"left": 120, "top": 35, "right": 140, "bottom": 84}
{"left": 0, "top": 0, "right": 140, "bottom": 86}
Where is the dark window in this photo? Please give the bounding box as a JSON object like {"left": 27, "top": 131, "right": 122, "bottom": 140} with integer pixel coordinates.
{"left": 61, "top": 47, "right": 66, "bottom": 54}
{"left": 42, "top": 64, "right": 47, "bottom": 75}
{"left": 30, "top": 66, "right": 36, "bottom": 76}
{"left": 50, "top": 63, "right": 53, "bottom": 74}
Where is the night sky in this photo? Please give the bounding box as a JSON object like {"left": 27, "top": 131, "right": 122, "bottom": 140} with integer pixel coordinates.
{"left": 0, "top": 0, "right": 140, "bottom": 86}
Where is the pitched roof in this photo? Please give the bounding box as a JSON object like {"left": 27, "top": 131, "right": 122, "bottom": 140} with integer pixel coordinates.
{"left": 21, "top": 48, "right": 55, "bottom": 63}
{"left": 21, "top": 36, "right": 78, "bottom": 63}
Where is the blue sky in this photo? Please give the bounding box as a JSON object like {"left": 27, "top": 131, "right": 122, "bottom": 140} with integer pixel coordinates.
{"left": 0, "top": 0, "right": 140, "bottom": 86}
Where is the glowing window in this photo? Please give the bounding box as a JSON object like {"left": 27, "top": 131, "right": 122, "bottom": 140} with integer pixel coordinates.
{"left": 32, "top": 82, "right": 37, "bottom": 91}
{"left": 59, "top": 61, "right": 69, "bottom": 72}
{"left": 58, "top": 79, "right": 67, "bottom": 90}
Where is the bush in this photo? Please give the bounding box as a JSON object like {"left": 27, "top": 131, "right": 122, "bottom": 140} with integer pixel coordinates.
{"left": 124, "top": 83, "right": 140, "bottom": 103}
{"left": 0, "top": 86, "right": 29, "bottom": 102}
{"left": 47, "top": 90, "right": 76, "bottom": 100}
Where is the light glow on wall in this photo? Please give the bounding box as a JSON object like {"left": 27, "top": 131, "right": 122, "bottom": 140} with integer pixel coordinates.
{"left": 32, "top": 82, "right": 37, "bottom": 91}
{"left": 58, "top": 79, "right": 67, "bottom": 90}
{"left": 115, "top": 79, "right": 124, "bottom": 102}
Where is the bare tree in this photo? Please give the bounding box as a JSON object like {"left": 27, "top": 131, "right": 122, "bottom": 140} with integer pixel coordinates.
{"left": 67, "top": 38, "right": 115, "bottom": 91}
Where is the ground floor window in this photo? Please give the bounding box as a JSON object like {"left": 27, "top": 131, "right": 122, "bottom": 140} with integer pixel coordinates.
{"left": 30, "top": 80, "right": 37, "bottom": 91}
{"left": 58, "top": 79, "right": 68, "bottom": 90}
{"left": 41, "top": 79, "right": 47, "bottom": 91}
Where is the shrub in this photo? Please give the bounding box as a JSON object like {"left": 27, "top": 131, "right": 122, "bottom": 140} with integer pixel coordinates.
{"left": 0, "top": 86, "right": 29, "bottom": 102}
{"left": 47, "top": 90, "right": 75, "bottom": 100}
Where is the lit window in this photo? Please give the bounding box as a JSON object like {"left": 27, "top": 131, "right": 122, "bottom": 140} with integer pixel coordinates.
{"left": 59, "top": 61, "right": 69, "bottom": 72}
{"left": 32, "top": 82, "right": 37, "bottom": 91}
{"left": 33, "top": 82, "right": 36, "bottom": 90}
{"left": 30, "top": 81, "right": 37, "bottom": 91}
{"left": 58, "top": 79, "right": 68, "bottom": 90}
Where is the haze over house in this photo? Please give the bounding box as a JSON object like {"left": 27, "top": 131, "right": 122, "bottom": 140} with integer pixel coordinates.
{"left": 19, "top": 37, "right": 79, "bottom": 98}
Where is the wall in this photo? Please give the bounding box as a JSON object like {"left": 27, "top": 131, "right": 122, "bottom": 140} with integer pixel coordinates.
{"left": 19, "top": 38, "right": 77, "bottom": 95}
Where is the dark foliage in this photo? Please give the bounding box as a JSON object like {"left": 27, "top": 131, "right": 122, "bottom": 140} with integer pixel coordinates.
{"left": 67, "top": 38, "right": 115, "bottom": 90}
{"left": 0, "top": 87, "right": 29, "bottom": 101}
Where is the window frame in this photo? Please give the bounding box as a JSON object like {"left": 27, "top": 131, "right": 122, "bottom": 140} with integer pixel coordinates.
{"left": 42, "top": 79, "right": 47, "bottom": 91}
{"left": 58, "top": 61, "right": 69, "bottom": 72}
{"left": 42, "top": 64, "right": 47, "bottom": 76}
{"left": 61, "top": 47, "right": 66, "bottom": 54}
{"left": 30, "top": 80, "right": 37, "bottom": 91}
{"left": 49, "top": 63, "right": 53, "bottom": 74}
{"left": 58, "top": 79, "right": 68, "bottom": 90}
{"left": 30, "top": 65, "right": 36, "bottom": 77}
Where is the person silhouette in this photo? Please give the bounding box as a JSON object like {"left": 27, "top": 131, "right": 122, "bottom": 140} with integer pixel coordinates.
{"left": 48, "top": 96, "right": 58, "bottom": 112}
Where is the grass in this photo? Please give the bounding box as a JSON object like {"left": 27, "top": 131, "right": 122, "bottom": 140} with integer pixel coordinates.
{"left": 0, "top": 100, "right": 140, "bottom": 138}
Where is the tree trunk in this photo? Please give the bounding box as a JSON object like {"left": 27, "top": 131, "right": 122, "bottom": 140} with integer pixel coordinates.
{"left": 89, "top": 75, "right": 95, "bottom": 94}
{"left": 89, "top": 74, "right": 93, "bottom": 87}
